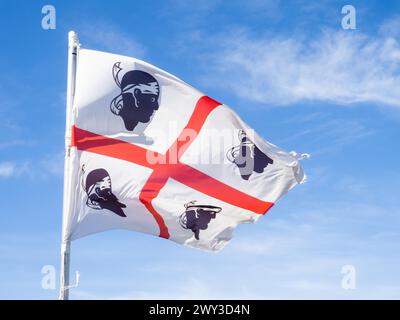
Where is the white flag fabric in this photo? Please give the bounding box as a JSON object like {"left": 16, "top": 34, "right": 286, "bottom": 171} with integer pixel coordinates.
{"left": 62, "top": 48, "right": 306, "bottom": 251}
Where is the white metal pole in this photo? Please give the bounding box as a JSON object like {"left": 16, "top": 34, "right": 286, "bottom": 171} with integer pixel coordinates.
{"left": 59, "top": 30, "right": 79, "bottom": 300}
{"left": 59, "top": 241, "right": 71, "bottom": 300}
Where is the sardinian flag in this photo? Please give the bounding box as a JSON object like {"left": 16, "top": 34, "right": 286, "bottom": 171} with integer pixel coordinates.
{"left": 62, "top": 48, "right": 307, "bottom": 252}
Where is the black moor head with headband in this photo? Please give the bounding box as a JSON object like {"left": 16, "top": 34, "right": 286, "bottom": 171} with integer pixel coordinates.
{"left": 84, "top": 168, "right": 127, "bottom": 217}
{"left": 179, "top": 201, "right": 221, "bottom": 240}
{"left": 226, "top": 130, "right": 274, "bottom": 180}
{"left": 110, "top": 62, "right": 160, "bottom": 131}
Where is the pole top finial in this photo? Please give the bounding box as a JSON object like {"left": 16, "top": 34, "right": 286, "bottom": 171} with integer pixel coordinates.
{"left": 68, "top": 30, "right": 79, "bottom": 48}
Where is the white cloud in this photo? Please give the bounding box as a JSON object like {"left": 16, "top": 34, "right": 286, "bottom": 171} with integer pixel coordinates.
{"left": 40, "top": 151, "right": 64, "bottom": 176}
{"left": 205, "top": 27, "right": 400, "bottom": 107}
{"left": 0, "top": 152, "right": 64, "bottom": 179}
{"left": 68, "top": 199, "right": 400, "bottom": 299}
{"left": 0, "top": 162, "right": 16, "bottom": 177}
{"left": 108, "top": 278, "right": 213, "bottom": 300}
{"left": 0, "top": 161, "right": 30, "bottom": 178}
{"left": 0, "top": 139, "right": 36, "bottom": 150}
{"left": 170, "top": 0, "right": 280, "bottom": 15}
{"left": 278, "top": 116, "right": 374, "bottom": 154}
{"left": 80, "top": 21, "right": 145, "bottom": 58}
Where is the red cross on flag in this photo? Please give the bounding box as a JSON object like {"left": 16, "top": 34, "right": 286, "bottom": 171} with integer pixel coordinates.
{"left": 61, "top": 37, "right": 307, "bottom": 253}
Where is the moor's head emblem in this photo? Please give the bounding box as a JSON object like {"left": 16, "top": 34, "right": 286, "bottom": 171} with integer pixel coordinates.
{"left": 84, "top": 168, "right": 127, "bottom": 217}
{"left": 110, "top": 62, "right": 160, "bottom": 131}
{"left": 179, "top": 201, "right": 221, "bottom": 240}
{"left": 227, "top": 130, "right": 274, "bottom": 180}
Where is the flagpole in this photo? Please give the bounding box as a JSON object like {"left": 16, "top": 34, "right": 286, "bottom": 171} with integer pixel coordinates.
{"left": 59, "top": 30, "right": 79, "bottom": 300}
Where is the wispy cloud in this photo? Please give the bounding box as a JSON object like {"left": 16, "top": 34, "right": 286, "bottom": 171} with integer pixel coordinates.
{"left": 168, "top": 0, "right": 280, "bottom": 18}
{"left": 0, "top": 162, "right": 16, "bottom": 177}
{"left": 40, "top": 151, "right": 64, "bottom": 176}
{"left": 106, "top": 278, "right": 214, "bottom": 300}
{"left": 0, "top": 139, "right": 36, "bottom": 150}
{"left": 202, "top": 26, "right": 400, "bottom": 107}
{"left": 79, "top": 21, "right": 145, "bottom": 58}
{"left": 67, "top": 198, "right": 400, "bottom": 300}
{"left": 0, "top": 151, "right": 64, "bottom": 179}
{"left": 277, "top": 113, "right": 374, "bottom": 154}
{"left": 0, "top": 161, "right": 29, "bottom": 178}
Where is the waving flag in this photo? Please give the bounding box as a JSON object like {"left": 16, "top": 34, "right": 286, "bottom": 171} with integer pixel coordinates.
{"left": 61, "top": 39, "right": 307, "bottom": 253}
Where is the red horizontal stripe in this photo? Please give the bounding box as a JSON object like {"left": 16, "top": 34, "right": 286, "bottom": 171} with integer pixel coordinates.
{"left": 73, "top": 126, "right": 157, "bottom": 170}
{"left": 170, "top": 162, "right": 273, "bottom": 214}
{"left": 72, "top": 126, "right": 273, "bottom": 214}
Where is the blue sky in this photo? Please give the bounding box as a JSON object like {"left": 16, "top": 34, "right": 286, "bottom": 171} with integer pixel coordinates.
{"left": 0, "top": 0, "right": 400, "bottom": 299}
